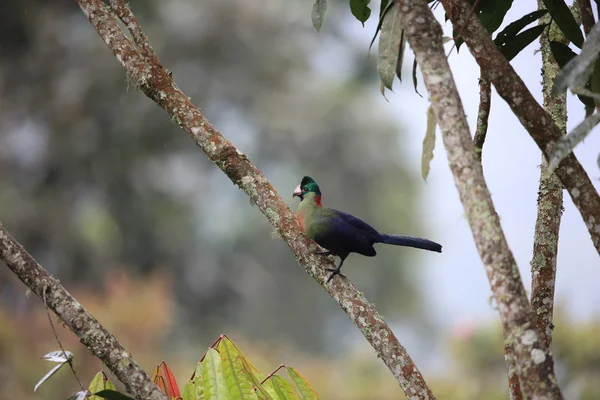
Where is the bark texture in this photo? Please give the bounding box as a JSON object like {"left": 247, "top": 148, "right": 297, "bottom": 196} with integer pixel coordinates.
{"left": 395, "top": 0, "right": 562, "bottom": 398}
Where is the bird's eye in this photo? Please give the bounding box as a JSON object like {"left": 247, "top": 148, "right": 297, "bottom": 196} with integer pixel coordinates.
{"left": 302, "top": 187, "right": 308, "bottom": 192}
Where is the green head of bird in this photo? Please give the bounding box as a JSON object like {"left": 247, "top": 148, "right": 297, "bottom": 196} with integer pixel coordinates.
{"left": 293, "top": 176, "right": 321, "bottom": 201}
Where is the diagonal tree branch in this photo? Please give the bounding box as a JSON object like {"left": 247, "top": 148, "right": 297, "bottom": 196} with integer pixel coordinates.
{"left": 394, "top": 0, "right": 562, "bottom": 398}
{"left": 441, "top": 0, "right": 600, "bottom": 257}
{"left": 75, "top": 0, "right": 435, "bottom": 397}
{"left": 0, "top": 222, "right": 169, "bottom": 400}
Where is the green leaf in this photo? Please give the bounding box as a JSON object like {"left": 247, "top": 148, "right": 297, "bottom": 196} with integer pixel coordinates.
{"left": 377, "top": 3, "right": 403, "bottom": 92}
{"left": 89, "top": 372, "right": 116, "bottom": 400}
{"left": 542, "top": 0, "right": 584, "bottom": 48}
{"left": 494, "top": 10, "right": 548, "bottom": 46}
{"left": 368, "top": 0, "right": 394, "bottom": 53}
{"left": 548, "top": 112, "right": 600, "bottom": 174}
{"left": 203, "top": 348, "right": 230, "bottom": 400}
{"left": 349, "top": 0, "right": 371, "bottom": 26}
{"left": 499, "top": 24, "right": 548, "bottom": 61}
{"left": 422, "top": 106, "right": 436, "bottom": 181}
{"left": 311, "top": 0, "right": 327, "bottom": 32}
{"left": 93, "top": 390, "right": 136, "bottom": 400}
{"left": 270, "top": 376, "right": 299, "bottom": 400}
{"left": 455, "top": 0, "right": 514, "bottom": 51}
{"left": 219, "top": 338, "right": 258, "bottom": 400}
{"left": 285, "top": 367, "right": 318, "bottom": 400}
{"left": 183, "top": 380, "right": 198, "bottom": 400}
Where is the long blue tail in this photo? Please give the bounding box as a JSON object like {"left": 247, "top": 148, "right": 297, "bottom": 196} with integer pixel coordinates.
{"left": 378, "top": 234, "right": 442, "bottom": 253}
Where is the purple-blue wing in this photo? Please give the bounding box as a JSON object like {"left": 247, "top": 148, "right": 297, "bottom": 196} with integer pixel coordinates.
{"left": 334, "top": 210, "right": 381, "bottom": 239}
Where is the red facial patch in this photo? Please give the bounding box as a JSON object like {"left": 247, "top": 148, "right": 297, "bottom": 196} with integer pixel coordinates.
{"left": 315, "top": 195, "right": 322, "bottom": 207}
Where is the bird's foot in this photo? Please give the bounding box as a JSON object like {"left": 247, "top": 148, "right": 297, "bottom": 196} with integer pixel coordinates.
{"left": 326, "top": 267, "right": 345, "bottom": 283}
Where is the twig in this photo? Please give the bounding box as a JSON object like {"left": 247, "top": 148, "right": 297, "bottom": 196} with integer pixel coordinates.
{"left": 394, "top": 0, "right": 562, "bottom": 398}
{"left": 473, "top": 74, "right": 491, "bottom": 160}
{"left": 108, "top": 0, "right": 161, "bottom": 66}
{"left": 580, "top": 0, "right": 595, "bottom": 35}
{"left": 441, "top": 0, "right": 600, "bottom": 260}
{"left": 0, "top": 222, "right": 168, "bottom": 400}
{"left": 42, "top": 286, "right": 85, "bottom": 392}
{"left": 76, "top": 0, "right": 435, "bottom": 397}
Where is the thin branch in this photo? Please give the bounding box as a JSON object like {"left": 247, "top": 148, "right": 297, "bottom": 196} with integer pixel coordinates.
{"left": 0, "top": 222, "right": 168, "bottom": 400}
{"left": 580, "top": 0, "right": 595, "bottom": 35}
{"left": 394, "top": 0, "right": 562, "bottom": 398}
{"left": 473, "top": 74, "right": 491, "bottom": 160}
{"left": 42, "top": 288, "right": 85, "bottom": 392}
{"left": 75, "top": 0, "right": 435, "bottom": 397}
{"left": 441, "top": 0, "right": 600, "bottom": 260}
{"left": 530, "top": 3, "right": 567, "bottom": 349}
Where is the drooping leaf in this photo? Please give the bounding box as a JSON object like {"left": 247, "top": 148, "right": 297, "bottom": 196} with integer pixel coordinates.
{"left": 203, "top": 348, "right": 230, "bottom": 400}
{"left": 412, "top": 58, "right": 422, "bottom": 96}
{"left": 422, "top": 106, "right": 437, "bottom": 181}
{"left": 269, "top": 376, "right": 300, "bottom": 400}
{"left": 89, "top": 371, "right": 117, "bottom": 400}
{"left": 494, "top": 10, "right": 548, "bottom": 46}
{"left": 499, "top": 24, "right": 548, "bottom": 61}
{"left": 550, "top": 41, "right": 596, "bottom": 112}
{"left": 218, "top": 338, "right": 258, "bottom": 400}
{"left": 311, "top": 0, "right": 327, "bottom": 32}
{"left": 93, "top": 390, "right": 136, "bottom": 400}
{"left": 349, "top": 0, "right": 371, "bottom": 26}
{"left": 377, "top": 3, "right": 403, "bottom": 93}
{"left": 455, "top": 0, "right": 514, "bottom": 51}
{"left": 542, "top": 0, "right": 584, "bottom": 48}
{"left": 285, "top": 367, "right": 318, "bottom": 400}
{"left": 395, "top": 29, "right": 407, "bottom": 81}
{"left": 553, "top": 22, "right": 600, "bottom": 94}
{"left": 368, "top": 0, "right": 394, "bottom": 53}
{"left": 548, "top": 112, "right": 600, "bottom": 174}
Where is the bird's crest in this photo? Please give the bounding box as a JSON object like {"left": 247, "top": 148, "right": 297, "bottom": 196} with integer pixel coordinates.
{"left": 300, "top": 176, "right": 321, "bottom": 195}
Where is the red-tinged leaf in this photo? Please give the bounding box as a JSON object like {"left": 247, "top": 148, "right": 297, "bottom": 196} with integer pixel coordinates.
{"left": 154, "top": 361, "right": 181, "bottom": 398}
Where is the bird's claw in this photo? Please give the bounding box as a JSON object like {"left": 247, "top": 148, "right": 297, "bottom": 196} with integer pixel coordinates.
{"left": 326, "top": 267, "right": 345, "bottom": 283}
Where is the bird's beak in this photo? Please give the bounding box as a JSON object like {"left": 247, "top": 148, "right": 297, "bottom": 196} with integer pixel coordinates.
{"left": 292, "top": 184, "right": 303, "bottom": 199}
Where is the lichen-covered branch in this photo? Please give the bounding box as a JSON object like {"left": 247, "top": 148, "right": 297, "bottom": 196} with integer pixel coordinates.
{"left": 0, "top": 222, "right": 169, "bottom": 400}
{"left": 530, "top": 4, "right": 567, "bottom": 349}
{"left": 473, "top": 75, "right": 491, "bottom": 160}
{"left": 394, "top": 0, "right": 562, "bottom": 398}
{"left": 442, "top": 0, "right": 600, "bottom": 257}
{"left": 75, "top": 0, "right": 434, "bottom": 397}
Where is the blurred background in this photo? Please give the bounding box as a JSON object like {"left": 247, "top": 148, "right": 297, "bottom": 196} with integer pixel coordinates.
{"left": 0, "top": 0, "right": 599, "bottom": 399}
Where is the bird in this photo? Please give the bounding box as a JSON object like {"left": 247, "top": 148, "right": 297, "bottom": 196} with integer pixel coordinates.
{"left": 293, "top": 176, "right": 442, "bottom": 283}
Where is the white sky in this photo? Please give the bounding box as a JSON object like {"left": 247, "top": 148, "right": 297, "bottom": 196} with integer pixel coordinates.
{"left": 377, "top": 3, "right": 600, "bottom": 328}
